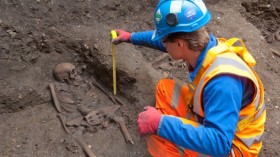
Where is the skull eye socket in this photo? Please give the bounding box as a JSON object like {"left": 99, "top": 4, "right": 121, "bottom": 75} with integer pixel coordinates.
{"left": 70, "top": 69, "right": 77, "bottom": 75}
{"left": 69, "top": 69, "right": 77, "bottom": 79}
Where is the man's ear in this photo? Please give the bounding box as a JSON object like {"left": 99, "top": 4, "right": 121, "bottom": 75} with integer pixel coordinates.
{"left": 177, "top": 39, "right": 187, "bottom": 48}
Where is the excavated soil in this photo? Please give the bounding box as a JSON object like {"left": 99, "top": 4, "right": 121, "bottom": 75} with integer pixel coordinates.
{"left": 0, "top": 0, "right": 279, "bottom": 157}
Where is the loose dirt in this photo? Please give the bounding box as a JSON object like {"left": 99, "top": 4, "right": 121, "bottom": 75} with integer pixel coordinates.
{"left": 0, "top": 0, "right": 279, "bottom": 157}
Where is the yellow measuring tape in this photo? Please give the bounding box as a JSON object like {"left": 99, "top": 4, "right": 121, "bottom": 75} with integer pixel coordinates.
{"left": 111, "top": 30, "right": 117, "bottom": 95}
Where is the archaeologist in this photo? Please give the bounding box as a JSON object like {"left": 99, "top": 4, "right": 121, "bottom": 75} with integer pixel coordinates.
{"left": 112, "top": 0, "right": 266, "bottom": 156}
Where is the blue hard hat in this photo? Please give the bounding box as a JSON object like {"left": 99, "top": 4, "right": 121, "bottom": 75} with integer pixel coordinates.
{"left": 152, "top": 0, "right": 211, "bottom": 41}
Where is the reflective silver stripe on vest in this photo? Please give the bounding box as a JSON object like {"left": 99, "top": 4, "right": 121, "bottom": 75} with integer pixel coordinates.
{"left": 253, "top": 93, "right": 260, "bottom": 111}
{"left": 171, "top": 82, "right": 183, "bottom": 109}
{"left": 171, "top": 82, "right": 196, "bottom": 121}
{"left": 254, "top": 102, "right": 266, "bottom": 121}
{"left": 230, "top": 148, "right": 236, "bottom": 157}
{"left": 239, "top": 134, "right": 263, "bottom": 148}
{"left": 193, "top": 56, "right": 259, "bottom": 115}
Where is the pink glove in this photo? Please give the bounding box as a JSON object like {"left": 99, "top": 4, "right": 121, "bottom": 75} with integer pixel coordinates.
{"left": 111, "top": 29, "right": 131, "bottom": 44}
{"left": 137, "top": 106, "right": 162, "bottom": 136}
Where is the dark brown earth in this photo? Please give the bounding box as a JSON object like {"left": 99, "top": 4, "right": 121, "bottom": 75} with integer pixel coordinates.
{"left": 0, "top": 0, "right": 279, "bottom": 157}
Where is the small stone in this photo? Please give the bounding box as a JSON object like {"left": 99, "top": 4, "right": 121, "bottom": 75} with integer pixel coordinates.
{"left": 275, "top": 106, "right": 279, "bottom": 109}
{"left": 6, "top": 30, "right": 17, "bottom": 38}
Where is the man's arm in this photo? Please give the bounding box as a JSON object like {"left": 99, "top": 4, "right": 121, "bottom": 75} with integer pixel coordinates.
{"left": 112, "top": 29, "right": 166, "bottom": 52}
{"left": 130, "top": 30, "right": 166, "bottom": 52}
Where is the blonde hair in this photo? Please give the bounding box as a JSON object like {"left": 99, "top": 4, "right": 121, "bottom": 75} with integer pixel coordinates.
{"left": 166, "top": 27, "right": 210, "bottom": 51}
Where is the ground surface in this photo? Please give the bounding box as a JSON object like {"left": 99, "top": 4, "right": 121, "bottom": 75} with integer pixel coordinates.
{"left": 0, "top": 0, "right": 279, "bottom": 157}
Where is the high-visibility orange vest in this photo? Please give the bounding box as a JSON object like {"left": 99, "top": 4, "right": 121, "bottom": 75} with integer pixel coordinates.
{"left": 185, "top": 38, "right": 266, "bottom": 157}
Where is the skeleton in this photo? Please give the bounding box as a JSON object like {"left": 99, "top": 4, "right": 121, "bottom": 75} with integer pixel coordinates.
{"left": 53, "top": 63, "right": 77, "bottom": 83}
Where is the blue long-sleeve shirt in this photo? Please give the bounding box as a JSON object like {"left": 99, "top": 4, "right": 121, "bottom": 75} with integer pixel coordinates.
{"left": 131, "top": 31, "right": 254, "bottom": 156}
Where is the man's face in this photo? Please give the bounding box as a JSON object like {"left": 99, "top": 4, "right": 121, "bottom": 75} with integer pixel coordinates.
{"left": 162, "top": 37, "right": 185, "bottom": 60}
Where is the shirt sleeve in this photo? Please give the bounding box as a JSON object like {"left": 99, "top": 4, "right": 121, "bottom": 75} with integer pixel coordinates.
{"left": 158, "top": 75, "right": 245, "bottom": 156}
{"left": 130, "top": 30, "right": 167, "bottom": 52}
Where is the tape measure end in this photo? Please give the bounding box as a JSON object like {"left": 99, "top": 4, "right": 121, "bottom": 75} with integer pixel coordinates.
{"left": 111, "top": 30, "right": 117, "bottom": 39}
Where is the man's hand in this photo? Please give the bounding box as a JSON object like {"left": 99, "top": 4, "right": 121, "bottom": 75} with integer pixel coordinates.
{"left": 137, "top": 106, "right": 162, "bottom": 136}
{"left": 111, "top": 29, "right": 131, "bottom": 44}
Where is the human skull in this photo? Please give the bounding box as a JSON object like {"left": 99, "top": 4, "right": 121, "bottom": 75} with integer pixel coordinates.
{"left": 53, "top": 63, "right": 76, "bottom": 83}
